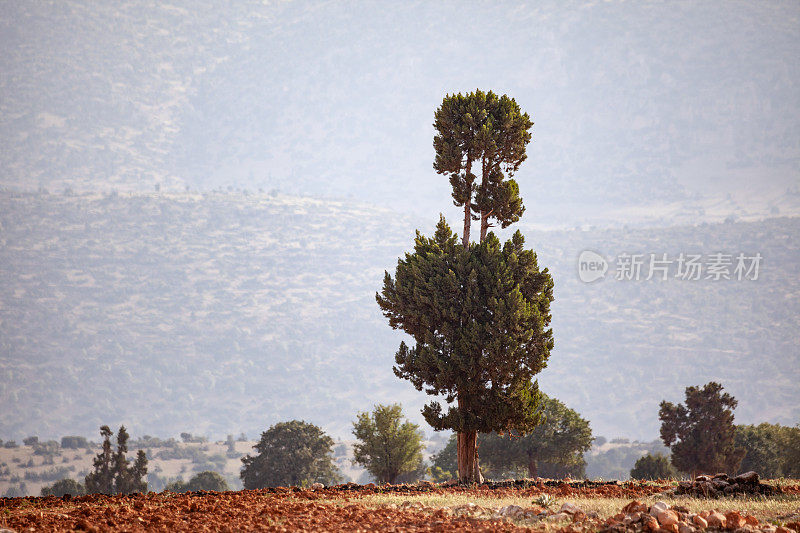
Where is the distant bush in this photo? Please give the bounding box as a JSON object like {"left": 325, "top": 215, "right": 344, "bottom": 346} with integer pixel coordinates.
{"left": 630, "top": 453, "right": 678, "bottom": 480}
{"left": 4, "top": 441, "right": 19, "bottom": 448}
{"left": 594, "top": 436, "right": 607, "bottom": 446}
{"left": 166, "top": 471, "right": 229, "bottom": 493}
{"left": 33, "top": 440, "right": 60, "bottom": 456}
{"left": 60, "top": 436, "right": 89, "bottom": 449}
{"left": 129, "top": 436, "right": 176, "bottom": 449}
{"left": 23, "top": 436, "right": 39, "bottom": 446}
{"left": 610, "top": 438, "right": 630, "bottom": 444}
{"left": 3, "top": 483, "right": 27, "bottom": 498}
{"left": 41, "top": 478, "right": 85, "bottom": 497}
{"left": 180, "top": 433, "right": 207, "bottom": 444}
{"left": 24, "top": 466, "right": 73, "bottom": 482}
{"left": 154, "top": 446, "right": 207, "bottom": 462}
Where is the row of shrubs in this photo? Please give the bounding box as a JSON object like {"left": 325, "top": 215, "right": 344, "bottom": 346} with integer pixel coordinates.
{"left": 38, "top": 470, "right": 230, "bottom": 497}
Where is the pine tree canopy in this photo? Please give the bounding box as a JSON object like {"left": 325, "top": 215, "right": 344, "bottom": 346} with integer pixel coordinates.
{"left": 376, "top": 216, "right": 554, "bottom": 436}
{"left": 659, "top": 382, "right": 746, "bottom": 475}
{"left": 433, "top": 90, "right": 533, "bottom": 242}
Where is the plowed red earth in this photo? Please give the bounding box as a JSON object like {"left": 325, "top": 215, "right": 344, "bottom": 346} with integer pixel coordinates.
{"left": 0, "top": 481, "right": 794, "bottom": 532}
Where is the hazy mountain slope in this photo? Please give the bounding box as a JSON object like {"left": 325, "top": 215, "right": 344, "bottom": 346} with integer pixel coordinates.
{"left": 1, "top": 192, "right": 797, "bottom": 441}
{"left": 1, "top": 1, "right": 798, "bottom": 222}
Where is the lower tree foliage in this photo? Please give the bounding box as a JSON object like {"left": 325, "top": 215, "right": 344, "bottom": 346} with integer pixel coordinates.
{"left": 352, "top": 404, "right": 425, "bottom": 484}
{"left": 659, "top": 382, "right": 745, "bottom": 476}
{"left": 478, "top": 393, "right": 592, "bottom": 479}
{"left": 629, "top": 453, "right": 678, "bottom": 480}
{"left": 378, "top": 217, "right": 554, "bottom": 482}
{"left": 240, "top": 420, "right": 341, "bottom": 488}
{"left": 84, "top": 425, "right": 148, "bottom": 495}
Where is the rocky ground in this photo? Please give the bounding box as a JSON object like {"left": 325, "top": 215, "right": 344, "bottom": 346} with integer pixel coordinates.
{"left": 0, "top": 479, "right": 798, "bottom": 532}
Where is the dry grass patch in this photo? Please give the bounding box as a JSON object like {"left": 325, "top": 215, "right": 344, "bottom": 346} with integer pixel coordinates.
{"left": 357, "top": 491, "right": 800, "bottom": 524}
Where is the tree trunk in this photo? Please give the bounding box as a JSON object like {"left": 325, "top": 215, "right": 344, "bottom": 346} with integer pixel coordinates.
{"left": 462, "top": 202, "right": 471, "bottom": 248}
{"left": 479, "top": 213, "right": 489, "bottom": 242}
{"left": 456, "top": 431, "right": 484, "bottom": 483}
{"left": 455, "top": 392, "right": 483, "bottom": 483}
{"left": 461, "top": 158, "right": 474, "bottom": 248}
{"left": 527, "top": 457, "right": 538, "bottom": 478}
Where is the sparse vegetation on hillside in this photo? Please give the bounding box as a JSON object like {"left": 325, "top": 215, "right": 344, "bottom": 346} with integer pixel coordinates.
{"left": 0, "top": 191, "right": 797, "bottom": 443}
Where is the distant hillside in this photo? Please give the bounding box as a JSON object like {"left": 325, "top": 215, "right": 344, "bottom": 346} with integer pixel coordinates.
{"left": 0, "top": 191, "right": 797, "bottom": 441}
{"left": 1, "top": 1, "right": 798, "bottom": 222}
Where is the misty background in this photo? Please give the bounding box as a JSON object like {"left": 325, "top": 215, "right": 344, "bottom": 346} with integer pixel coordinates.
{"left": 1, "top": 1, "right": 798, "bottom": 445}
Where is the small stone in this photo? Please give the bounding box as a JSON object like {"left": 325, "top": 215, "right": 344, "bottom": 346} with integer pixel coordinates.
{"left": 695, "top": 475, "right": 711, "bottom": 482}
{"left": 744, "top": 515, "right": 759, "bottom": 526}
{"left": 497, "top": 505, "right": 524, "bottom": 517}
{"left": 547, "top": 512, "right": 570, "bottom": 522}
{"left": 310, "top": 482, "right": 324, "bottom": 490}
{"left": 623, "top": 501, "right": 649, "bottom": 514}
{"left": 712, "top": 473, "right": 729, "bottom": 481}
{"left": 658, "top": 510, "right": 680, "bottom": 527}
{"left": 658, "top": 525, "right": 680, "bottom": 533}
{"left": 733, "top": 471, "right": 759, "bottom": 484}
{"left": 651, "top": 501, "right": 671, "bottom": 516}
{"left": 679, "top": 524, "right": 696, "bottom": 533}
{"left": 726, "top": 511, "right": 746, "bottom": 529}
{"left": 560, "top": 502, "right": 582, "bottom": 514}
{"left": 643, "top": 515, "right": 660, "bottom": 532}
{"left": 706, "top": 511, "right": 726, "bottom": 529}
{"left": 693, "top": 515, "right": 708, "bottom": 529}
{"left": 625, "top": 512, "right": 644, "bottom": 525}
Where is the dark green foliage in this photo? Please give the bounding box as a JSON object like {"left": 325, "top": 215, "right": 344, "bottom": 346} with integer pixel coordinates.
{"left": 352, "top": 404, "right": 425, "bottom": 484}
{"left": 479, "top": 393, "right": 592, "bottom": 479}
{"left": 84, "top": 425, "right": 148, "bottom": 495}
{"left": 23, "top": 436, "right": 39, "bottom": 446}
{"left": 166, "top": 471, "right": 229, "bottom": 493}
{"left": 433, "top": 90, "right": 533, "bottom": 244}
{"left": 60, "top": 436, "right": 89, "bottom": 449}
{"left": 377, "top": 217, "right": 554, "bottom": 435}
{"left": 735, "top": 423, "right": 800, "bottom": 478}
{"left": 240, "top": 420, "right": 341, "bottom": 488}
{"left": 3, "top": 441, "right": 19, "bottom": 448}
{"left": 659, "top": 382, "right": 745, "bottom": 475}
{"left": 40, "top": 478, "right": 86, "bottom": 497}
{"left": 630, "top": 453, "right": 678, "bottom": 480}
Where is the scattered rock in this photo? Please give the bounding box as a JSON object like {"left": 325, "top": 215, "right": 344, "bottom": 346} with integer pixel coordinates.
{"left": 706, "top": 511, "right": 726, "bottom": 529}
{"left": 310, "top": 482, "right": 324, "bottom": 490}
{"left": 651, "top": 501, "right": 671, "bottom": 516}
{"left": 657, "top": 510, "right": 680, "bottom": 527}
{"left": 733, "top": 471, "right": 759, "bottom": 484}
{"left": 675, "top": 473, "right": 780, "bottom": 498}
{"left": 560, "top": 502, "right": 582, "bottom": 514}
{"left": 623, "top": 501, "right": 649, "bottom": 514}
{"left": 693, "top": 515, "right": 708, "bottom": 529}
{"left": 643, "top": 515, "right": 660, "bottom": 532}
{"left": 496, "top": 504, "right": 524, "bottom": 518}
{"left": 547, "top": 512, "right": 570, "bottom": 522}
